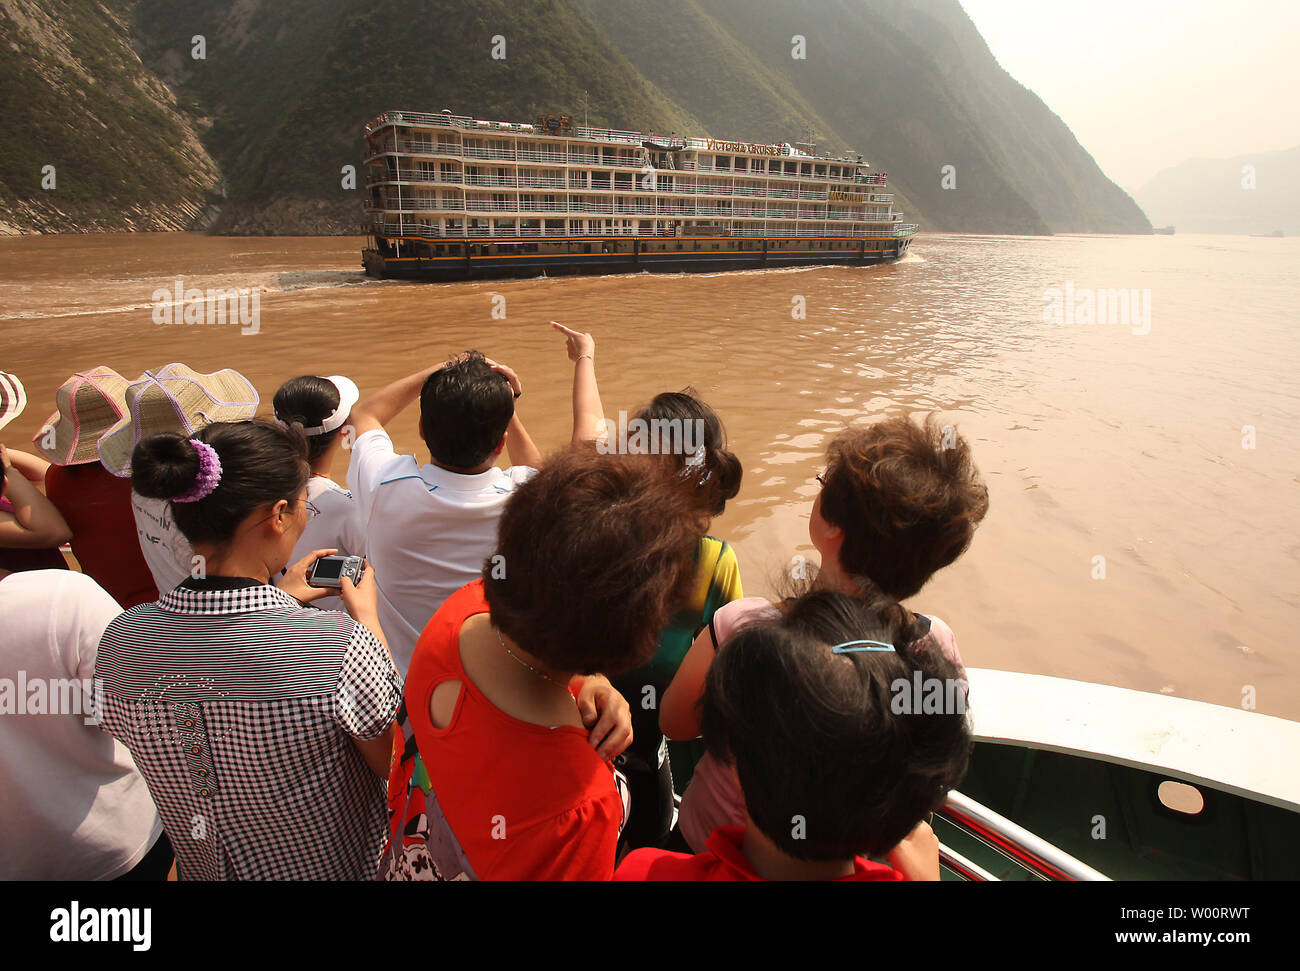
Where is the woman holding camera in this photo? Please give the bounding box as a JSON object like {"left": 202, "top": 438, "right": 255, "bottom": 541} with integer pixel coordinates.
{"left": 94, "top": 418, "right": 402, "bottom": 880}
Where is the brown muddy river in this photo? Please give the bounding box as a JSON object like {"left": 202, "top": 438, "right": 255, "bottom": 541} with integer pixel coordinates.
{"left": 2, "top": 231, "right": 1297, "bottom": 717}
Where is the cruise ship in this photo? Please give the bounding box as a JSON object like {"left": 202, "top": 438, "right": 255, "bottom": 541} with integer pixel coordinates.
{"left": 361, "top": 109, "right": 918, "bottom": 281}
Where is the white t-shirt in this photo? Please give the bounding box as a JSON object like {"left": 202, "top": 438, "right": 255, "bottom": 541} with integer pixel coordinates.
{"left": 278, "top": 476, "right": 366, "bottom": 612}
{"left": 0, "top": 570, "right": 163, "bottom": 879}
{"left": 347, "top": 429, "right": 535, "bottom": 674}
{"left": 131, "top": 491, "right": 195, "bottom": 593}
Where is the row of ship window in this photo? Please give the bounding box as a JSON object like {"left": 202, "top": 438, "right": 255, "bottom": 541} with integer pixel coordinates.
{"left": 414, "top": 240, "right": 884, "bottom": 256}
{"left": 395, "top": 141, "right": 857, "bottom": 177}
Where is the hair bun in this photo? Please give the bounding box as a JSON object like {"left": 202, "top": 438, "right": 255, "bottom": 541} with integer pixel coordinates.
{"left": 130, "top": 432, "right": 201, "bottom": 499}
{"left": 710, "top": 446, "right": 743, "bottom": 503}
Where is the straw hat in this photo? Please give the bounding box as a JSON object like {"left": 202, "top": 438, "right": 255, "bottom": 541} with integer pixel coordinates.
{"left": 33, "top": 367, "right": 134, "bottom": 465}
{"left": 0, "top": 371, "right": 27, "bottom": 433}
{"left": 97, "top": 364, "right": 260, "bottom": 477}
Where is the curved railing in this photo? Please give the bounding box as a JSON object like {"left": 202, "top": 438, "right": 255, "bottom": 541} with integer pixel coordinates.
{"left": 938, "top": 791, "right": 1109, "bottom": 881}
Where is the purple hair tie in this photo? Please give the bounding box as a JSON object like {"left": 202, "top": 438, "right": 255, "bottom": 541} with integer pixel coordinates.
{"left": 173, "top": 440, "right": 223, "bottom": 503}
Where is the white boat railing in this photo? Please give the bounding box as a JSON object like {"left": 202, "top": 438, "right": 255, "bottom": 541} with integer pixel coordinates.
{"left": 938, "top": 790, "right": 1110, "bottom": 881}
{"left": 368, "top": 168, "right": 459, "bottom": 185}
{"left": 367, "top": 112, "right": 878, "bottom": 166}
{"left": 369, "top": 169, "right": 871, "bottom": 204}
{"left": 375, "top": 199, "right": 901, "bottom": 224}
{"left": 387, "top": 140, "right": 463, "bottom": 156}
{"left": 460, "top": 145, "right": 519, "bottom": 161}
{"left": 518, "top": 149, "right": 578, "bottom": 164}
{"left": 571, "top": 125, "right": 646, "bottom": 145}
{"left": 369, "top": 169, "right": 873, "bottom": 202}
{"left": 450, "top": 211, "right": 874, "bottom": 225}
{"left": 383, "top": 199, "right": 450, "bottom": 211}
{"left": 938, "top": 843, "right": 1001, "bottom": 882}
{"left": 463, "top": 175, "right": 518, "bottom": 187}
{"left": 371, "top": 219, "right": 916, "bottom": 241}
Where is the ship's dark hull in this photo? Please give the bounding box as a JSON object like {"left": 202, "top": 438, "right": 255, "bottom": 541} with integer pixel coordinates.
{"left": 362, "top": 236, "right": 912, "bottom": 281}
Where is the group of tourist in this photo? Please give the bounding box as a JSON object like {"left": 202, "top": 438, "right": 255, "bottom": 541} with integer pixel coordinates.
{"left": 0, "top": 318, "right": 990, "bottom": 881}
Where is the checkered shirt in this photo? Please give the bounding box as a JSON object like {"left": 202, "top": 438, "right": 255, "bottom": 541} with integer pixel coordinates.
{"left": 95, "top": 580, "right": 402, "bottom": 880}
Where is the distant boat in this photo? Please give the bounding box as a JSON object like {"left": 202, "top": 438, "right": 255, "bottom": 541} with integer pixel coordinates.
{"left": 360, "top": 109, "right": 917, "bottom": 281}
{"left": 1152, "top": 226, "right": 1175, "bottom": 235}
{"left": 1250, "top": 229, "right": 1284, "bottom": 238}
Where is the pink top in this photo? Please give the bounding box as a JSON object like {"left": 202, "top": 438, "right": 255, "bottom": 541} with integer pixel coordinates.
{"left": 677, "top": 597, "right": 964, "bottom": 853}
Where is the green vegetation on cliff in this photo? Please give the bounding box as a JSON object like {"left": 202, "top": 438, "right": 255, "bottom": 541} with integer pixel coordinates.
{"left": 0, "top": 0, "right": 1151, "bottom": 236}
{"left": 0, "top": 0, "right": 217, "bottom": 233}
{"left": 578, "top": 0, "right": 1148, "bottom": 234}
{"left": 131, "top": 0, "right": 702, "bottom": 233}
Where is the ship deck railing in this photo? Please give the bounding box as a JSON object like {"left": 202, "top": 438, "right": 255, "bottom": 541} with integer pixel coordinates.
{"left": 370, "top": 222, "right": 917, "bottom": 240}
{"left": 378, "top": 200, "right": 896, "bottom": 222}
{"left": 462, "top": 175, "right": 571, "bottom": 189}
{"left": 397, "top": 148, "right": 856, "bottom": 177}
{"left": 937, "top": 791, "right": 1109, "bottom": 881}
{"left": 368, "top": 165, "right": 890, "bottom": 200}
{"left": 370, "top": 173, "right": 876, "bottom": 203}
{"left": 368, "top": 110, "right": 643, "bottom": 145}
{"left": 394, "top": 142, "right": 649, "bottom": 167}
{"left": 367, "top": 111, "right": 866, "bottom": 164}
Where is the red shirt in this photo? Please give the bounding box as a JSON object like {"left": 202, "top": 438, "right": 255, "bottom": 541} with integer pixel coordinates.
{"left": 615, "top": 826, "right": 907, "bottom": 881}
{"left": 398, "top": 579, "right": 625, "bottom": 880}
{"left": 44, "top": 463, "right": 157, "bottom": 608}
{"left": 0, "top": 497, "right": 68, "bottom": 573}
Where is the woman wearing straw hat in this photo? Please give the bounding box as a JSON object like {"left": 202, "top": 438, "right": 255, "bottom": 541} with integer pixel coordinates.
{"left": 97, "top": 364, "right": 259, "bottom": 593}
{"left": 0, "top": 370, "right": 73, "bottom": 572}
{"left": 12, "top": 367, "right": 160, "bottom": 608}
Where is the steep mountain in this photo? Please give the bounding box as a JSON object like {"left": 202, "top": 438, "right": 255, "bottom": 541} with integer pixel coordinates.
{"left": 129, "top": 0, "right": 703, "bottom": 233}
{"left": 578, "top": 0, "right": 1149, "bottom": 234}
{"left": 0, "top": 0, "right": 1150, "bottom": 235}
{"left": 1134, "top": 145, "right": 1300, "bottom": 235}
{"left": 0, "top": 0, "right": 219, "bottom": 233}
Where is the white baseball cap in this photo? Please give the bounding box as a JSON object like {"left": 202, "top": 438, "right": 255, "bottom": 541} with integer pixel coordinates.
{"left": 297, "top": 376, "right": 359, "bottom": 436}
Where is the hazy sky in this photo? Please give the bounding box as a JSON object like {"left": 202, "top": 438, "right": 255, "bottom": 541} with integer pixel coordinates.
{"left": 959, "top": 0, "right": 1300, "bottom": 192}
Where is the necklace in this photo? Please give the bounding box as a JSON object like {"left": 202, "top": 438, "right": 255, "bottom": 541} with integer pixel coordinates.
{"left": 495, "top": 626, "right": 572, "bottom": 693}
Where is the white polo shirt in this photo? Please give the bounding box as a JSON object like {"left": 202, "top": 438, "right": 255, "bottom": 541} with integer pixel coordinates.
{"left": 347, "top": 429, "right": 535, "bottom": 674}
{"left": 0, "top": 570, "right": 162, "bottom": 879}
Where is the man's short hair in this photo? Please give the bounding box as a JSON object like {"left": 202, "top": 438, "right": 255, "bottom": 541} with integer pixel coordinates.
{"left": 419, "top": 351, "right": 515, "bottom": 469}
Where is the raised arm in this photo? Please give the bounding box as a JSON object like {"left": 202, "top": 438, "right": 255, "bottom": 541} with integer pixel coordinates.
{"left": 4, "top": 448, "right": 50, "bottom": 483}
{"left": 550, "top": 322, "right": 605, "bottom": 444}
{"left": 483, "top": 359, "right": 544, "bottom": 469}
{"left": 0, "top": 445, "right": 72, "bottom": 548}
{"left": 503, "top": 414, "right": 542, "bottom": 470}
{"left": 659, "top": 624, "right": 716, "bottom": 740}
{"left": 349, "top": 361, "right": 447, "bottom": 437}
